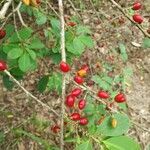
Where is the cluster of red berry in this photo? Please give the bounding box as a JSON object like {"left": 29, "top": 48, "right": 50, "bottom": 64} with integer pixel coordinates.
{"left": 51, "top": 62, "right": 88, "bottom": 133}
{"left": 59, "top": 61, "right": 126, "bottom": 129}
{"left": 132, "top": 2, "right": 143, "bottom": 24}
{"left": 60, "top": 62, "right": 89, "bottom": 125}
{"left": 97, "top": 90, "right": 126, "bottom": 103}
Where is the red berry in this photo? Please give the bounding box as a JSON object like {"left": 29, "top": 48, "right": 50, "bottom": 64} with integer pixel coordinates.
{"left": 51, "top": 125, "right": 60, "bottom": 133}
{"left": 81, "top": 65, "right": 89, "bottom": 72}
{"left": 132, "top": 2, "right": 142, "bottom": 10}
{"left": 36, "top": 0, "right": 41, "bottom": 4}
{"left": 74, "top": 76, "right": 84, "bottom": 84}
{"left": 98, "top": 91, "right": 109, "bottom": 99}
{"left": 79, "top": 117, "right": 88, "bottom": 126}
{"left": 70, "top": 113, "right": 80, "bottom": 121}
{"left": 67, "top": 22, "right": 76, "bottom": 27}
{"left": 60, "top": 61, "right": 70, "bottom": 72}
{"left": 114, "top": 93, "right": 126, "bottom": 103}
{"left": 133, "top": 14, "right": 143, "bottom": 24}
{"left": 78, "top": 99, "right": 86, "bottom": 110}
{"left": 65, "top": 95, "right": 75, "bottom": 107}
{"left": 0, "top": 29, "right": 6, "bottom": 39}
{"left": 0, "top": 60, "right": 7, "bottom": 71}
{"left": 71, "top": 88, "right": 82, "bottom": 97}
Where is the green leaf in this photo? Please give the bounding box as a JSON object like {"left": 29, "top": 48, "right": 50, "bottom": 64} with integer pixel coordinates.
{"left": 47, "top": 73, "right": 62, "bottom": 93}
{"left": 0, "top": 131, "right": 5, "bottom": 143}
{"left": 84, "top": 103, "right": 95, "bottom": 115}
{"left": 92, "top": 75, "right": 111, "bottom": 91}
{"left": 3, "top": 75, "right": 14, "bottom": 90}
{"left": 103, "top": 136, "right": 141, "bottom": 150}
{"left": 142, "top": 38, "right": 150, "bottom": 48}
{"left": 102, "top": 75, "right": 113, "bottom": 84}
{"left": 50, "top": 53, "right": 61, "bottom": 64}
{"left": 119, "top": 44, "right": 128, "bottom": 62}
{"left": 9, "top": 27, "right": 33, "bottom": 42}
{"left": 2, "top": 44, "right": 19, "bottom": 53}
{"left": 79, "top": 35, "right": 94, "bottom": 48}
{"left": 18, "top": 53, "right": 31, "bottom": 72}
{"left": 76, "top": 140, "right": 93, "bottom": 150}
{"left": 118, "top": 103, "right": 127, "bottom": 111}
{"left": 29, "top": 38, "right": 45, "bottom": 49}
{"left": 37, "top": 75, "right": 49, "bottom": 93}
{"left": 20, "top": 5, "right": 33, "bottom": 16}
{"left": 123, "top": 67, "right": 133, "bottom": 77}
{"left": 96, "top": 113, "right": 130, "bottom": 136}
{"left": 77, "top": 25, "right": 91, "bottom": 34}
{"left": 27, "top": 49, "right": 36, "bottom": 60}
{"left": 10, "top": 68, "right": 24, "bottom": 78}
{"left": 5, "top": 24, "right": 15, "bottom": 39}
{"left": 128, "top": 8, "right": 135, "bottom": 16}
{"left": 73, "top": 37, "right": 85, "bottom": 54}
{"left": 8, "top": 48, "right": 23, "bottom": 59}
{"left": 50, "top": 18, "right": 60, "bottom": 31}
{"left": 35, "top": 11, "right": 47, "bottom": 25}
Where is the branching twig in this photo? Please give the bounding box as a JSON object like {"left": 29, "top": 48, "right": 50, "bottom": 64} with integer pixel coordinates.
{"left": 58, "top": 0, "right": 66, "bottom": 149}
{"left": 17, "top": 9, "right": 27, "bottom": 27}
{"left": 67, "top": 0, "right": 82, "bottom": 19}
{"left": 0, "top": 1, "right": 22, "bottom": 29}
{"left": 4, "top": 70, "right": 59, "bottom": 117}
{"left": 0, "top": 0, "right": 13, "bottom": 19}
{"left": 109, "top": 0, "right": 150, "bottom": 38}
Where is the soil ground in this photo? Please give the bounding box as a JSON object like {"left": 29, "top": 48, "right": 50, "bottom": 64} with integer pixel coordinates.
{"left": 0, "top": 0, "right": 150, "bottom": 149}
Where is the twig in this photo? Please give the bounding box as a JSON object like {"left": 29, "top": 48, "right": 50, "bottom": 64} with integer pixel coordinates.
{"left": 12, "top": 1, "right": 21, "bottom": 40}
{"left": 67, "top": 0, "right": 82, "bottom": 19}
{"left": 71, "top": 79, "right": 150, "bottom": 134}
{"left": 46, "top": 2, "right": 59, "bottom": 17}
{"left": 58, "top": 0, "right": 66, "bottom": 149}
{"left": 4, "top": 70, "right": 59, "bottom": 117}
{"left": 109, "top": 0, "right": 150, "bottom": 38}
{"left": 17, "top": 6, "right": 27, "bottom": 27}
{"left": 0, "top": 0, "right": 13, "bottom": 19}
{"left": 0, "top": 1, "right": 22, "bottom": 29}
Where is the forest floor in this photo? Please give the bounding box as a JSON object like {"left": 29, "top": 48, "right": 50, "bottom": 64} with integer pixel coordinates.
{"left": 0, "top": 0, "right": 150, "bottom": 150}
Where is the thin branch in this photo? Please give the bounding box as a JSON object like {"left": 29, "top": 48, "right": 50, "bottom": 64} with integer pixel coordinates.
{"left": 0, "top": 1, "right": 22, "bottom": 29}
{"left": 109, "top": 0, "right": 150, "bottom": 38}
{"left": 4, "top": 70, "right": 59, "bottom": 117}
{"left": 17, "top": 9, "right": 27, "bottom": 27}
{"left": 0, "top": 0, "right": 13, "bottom": 19}
{"left": 67, "top": 0, "right": 82, "bottom": 19}
{"left": 58, "top": 0, "right": 66, "bottom": 149}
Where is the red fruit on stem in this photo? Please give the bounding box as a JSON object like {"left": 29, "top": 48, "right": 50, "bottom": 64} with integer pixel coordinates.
{"left": 70, "top": 113, "right": 80, "bottom": 121}
{"left": 0, "top": 29, "right": 6, "bottom": 39}
{"left": 0, "top": 60, "right": 7, "bottom": 71}
{"left": 60, "top": 61, "right": 70, "bottom": 72}
{"left": 71, "top": 88, "right": 82, "bottom": 97}
{"left": 74, "top": 76, "right": 84, "bottom": 84}
{"left": 79, "top": 117, "right": 88, "bottom": 126}
{"left": 133, "top": 14, "right": 143, "bottom": 24}
{"left": 65, "top": 95, "right": 75, "bottom": 107}
{"left": 132, "top": 2, "right": 142, "bottom": 10}
{"left": 98, "top": 91, "right": 109, "bottom": 99}
{"left": 36, "top": 0, "right": 41, "bottom": 4}
{"left": 81, "top": 65, "right": 89, "bottom": 72}
{"left": 67, "top": 22, "right": 76, "bottom": 27}
{"left": 78, "top": 99, "right": 86, "bottom": 110}
{"left": 51, "top": 125, "right": 60, "bottom": 133}
{"left": 114, "top": 93, "right": 126, "bottom": 103}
